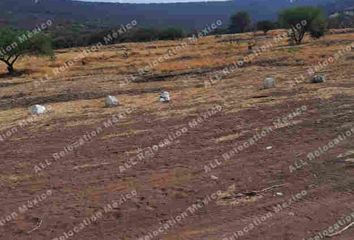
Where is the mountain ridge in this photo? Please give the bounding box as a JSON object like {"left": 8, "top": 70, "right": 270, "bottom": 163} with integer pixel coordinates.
{"left": 0, "top": 0, "right": 352, "bottom": 30}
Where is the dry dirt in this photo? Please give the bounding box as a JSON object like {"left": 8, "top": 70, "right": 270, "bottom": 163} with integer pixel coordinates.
{"left": 0, "top": 30, "right": 354, "bottom": 240}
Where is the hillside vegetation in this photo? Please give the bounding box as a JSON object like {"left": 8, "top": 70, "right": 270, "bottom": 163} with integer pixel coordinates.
{"left": 0, "top": 0, "right": 351, "bottom": 30}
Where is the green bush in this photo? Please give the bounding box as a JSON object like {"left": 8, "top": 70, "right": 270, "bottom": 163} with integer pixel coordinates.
{"left": 0, "top": 28, "right": 53, "bottom": 74}
{"left": 279, "top": 7, "right": 327, "bottom": 44}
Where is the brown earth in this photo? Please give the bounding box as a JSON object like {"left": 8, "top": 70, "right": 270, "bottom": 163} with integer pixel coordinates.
{"left": 0, "top": 30, "right": 354, "bottom": 240}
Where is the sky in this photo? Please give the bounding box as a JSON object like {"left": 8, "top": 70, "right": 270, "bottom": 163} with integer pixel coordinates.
{"left": 80, "top": 0, "right": 230, "bottom": 3}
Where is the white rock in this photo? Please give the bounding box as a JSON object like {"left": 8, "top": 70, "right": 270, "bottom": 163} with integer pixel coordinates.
{"left": 345, "top": 158, "right": 354, "bottom": 163}
{"left": 160, "top": 91, "right": 171, "bottom": 102}
{"left": 337, "top": 150, "right": 354, "bottom": 158}
{"left": 211, "top": 175, "right": 219, "bottom": 180}
{"left": 30, "top": 105, "right": 46, "bottom": 115}
{"left": 266, "top": 146, "right": 273, "bottom": 150}
{"left": 264, "top": 77, "right": 276, "bottom": 89}
{"left": 105, "top": 95, "right": 119, "bottom": 107}
{"left": 311, "top": 75, "right": 326, "bottom": 83}
{"left": 275, "top": 192, "right": 284, "bottom": 197}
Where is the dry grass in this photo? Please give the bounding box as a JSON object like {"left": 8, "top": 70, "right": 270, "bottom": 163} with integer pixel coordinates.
{"left": 1, "top": 30, "right": 354, "bottom": 132}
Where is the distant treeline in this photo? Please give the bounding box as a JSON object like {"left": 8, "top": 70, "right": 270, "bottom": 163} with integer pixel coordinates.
{"left": 51, "top": 25, "right": 186, "bottom": 49}
{"left": 49, "top": 9, "right": 353, "bottom": 49}
{"left": 1, "top": 0, "right": 352, "bottom": 31}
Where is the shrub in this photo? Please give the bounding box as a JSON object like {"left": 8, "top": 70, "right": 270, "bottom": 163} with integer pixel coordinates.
{"left": 279, "top": 7, "right": 327, "bottom": 44}
{"left": 0, "top": 28, "right": 53, "bottom": 74}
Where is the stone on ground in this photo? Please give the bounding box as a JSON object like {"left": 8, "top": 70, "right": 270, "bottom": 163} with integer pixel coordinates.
{"left": 311, "top": 75, "right": 326, "bottom": 83}
{"left": 105, "top": 95, "right": 119, "bottom": 107}
{"left": 160, "top": 91, "right": 171, "bottom": 102}
{"left": 211, "top": 175, "right": 219, "bottom": 180}
{"left": 264, "top": 77, "right": 276, "bottom": 89}
{"left": 30, "top": 105, "right": 47, "bottom": 115}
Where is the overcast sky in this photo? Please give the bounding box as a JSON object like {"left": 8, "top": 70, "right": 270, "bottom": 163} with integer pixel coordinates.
{"left": 80, "top": 0, "right": 230, "bottom": 3}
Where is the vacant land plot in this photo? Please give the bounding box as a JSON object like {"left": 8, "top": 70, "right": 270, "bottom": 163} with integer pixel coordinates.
{"left": 0, "top": 30, "right": 354, "bottom": 240}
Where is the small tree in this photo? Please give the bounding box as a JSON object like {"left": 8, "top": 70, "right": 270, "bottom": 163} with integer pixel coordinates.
{"left": 0, "top": 28, "right": 53, "bottom": 74}
{"left": 279, "top": 7, "right": 326, "bottom": 44}
{"left": 229, "top": 11, "right": 251, "bottom": 33}
{"left": 257, "top": 20, "right": 275, "bottom": 35}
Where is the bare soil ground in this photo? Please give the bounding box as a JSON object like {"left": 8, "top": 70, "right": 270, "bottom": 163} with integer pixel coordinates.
{"left": 0, "top": 30, "right": 354, "bottom": 240}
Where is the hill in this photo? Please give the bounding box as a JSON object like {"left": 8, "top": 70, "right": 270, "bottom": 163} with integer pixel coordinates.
{"left": 0, "top": 0, "right": 352, "bottom": 30}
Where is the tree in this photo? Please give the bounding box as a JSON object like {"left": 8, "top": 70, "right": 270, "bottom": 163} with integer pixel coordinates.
{"left": 257, "top": 20, "right": 275, "bottom": 34}
{"left": 229, "top": 11, "right": 251, "bottom": 33}
{"left": 0, "top": 28, "right": 53, "bottom": 74}
{"left": 279, "top": 7, "right": 326, "bottom": 44}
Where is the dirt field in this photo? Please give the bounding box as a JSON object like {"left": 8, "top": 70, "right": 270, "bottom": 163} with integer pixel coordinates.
{"left": 0, "top": 29, "right": 354, "bottom": 240}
